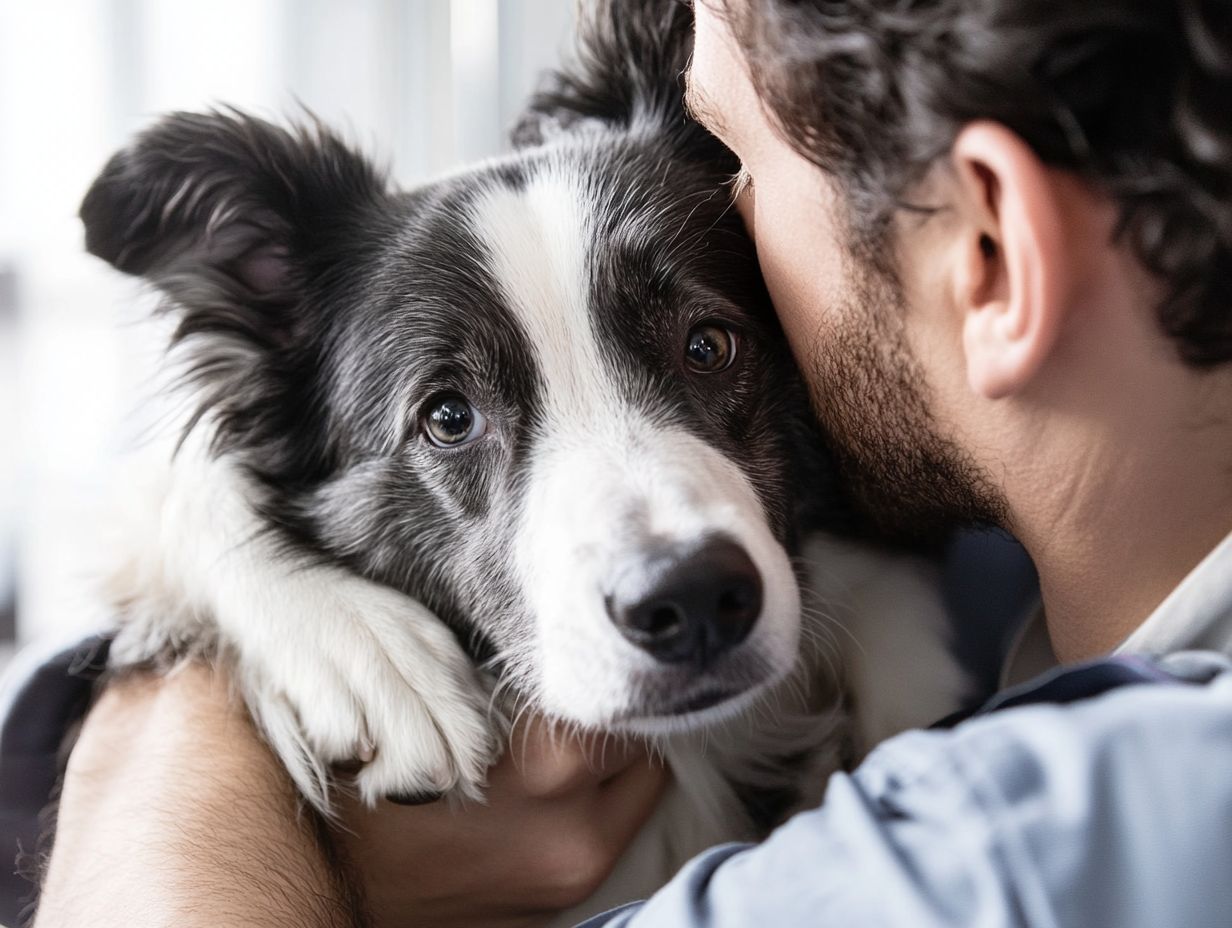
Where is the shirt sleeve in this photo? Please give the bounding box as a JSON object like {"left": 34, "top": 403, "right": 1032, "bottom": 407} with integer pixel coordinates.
{"left": 579, "top": 660, "right": 1232, "bottom": 928}
{"left": 0, "top": 632, "right": 111, "bottom": 927}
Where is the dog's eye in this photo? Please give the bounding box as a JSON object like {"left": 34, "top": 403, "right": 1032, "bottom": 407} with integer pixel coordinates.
{"left": 423, "top": 396, "right": 488, "bottom": 448}
{"left": 684, "top": 324, "right": 737, "bottom": 373}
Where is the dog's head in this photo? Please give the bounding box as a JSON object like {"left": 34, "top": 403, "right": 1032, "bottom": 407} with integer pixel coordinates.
{"left": 81, "top": 1, "right": 845, "bottom": 732}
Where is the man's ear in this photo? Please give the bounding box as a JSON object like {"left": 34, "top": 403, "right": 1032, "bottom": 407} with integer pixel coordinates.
{"left": 80, "top": 109, "right": 387, "bottom": 309}
{"left": 949, "top": 122, "right": 1072, "bottom": 399}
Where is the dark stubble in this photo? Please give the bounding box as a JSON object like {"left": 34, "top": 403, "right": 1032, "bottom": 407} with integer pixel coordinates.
{"left": 807, "top": 246, "right": 1010, "bottom": 542}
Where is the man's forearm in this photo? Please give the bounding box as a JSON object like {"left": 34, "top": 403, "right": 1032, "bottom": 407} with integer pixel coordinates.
{"left": 35, "top": 666, "right": 363, "bottom": 928}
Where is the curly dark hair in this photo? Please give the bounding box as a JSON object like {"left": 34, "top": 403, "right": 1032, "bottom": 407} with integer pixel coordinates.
{"left": 727, "top": 0, "right": 1232, "bottom": 367}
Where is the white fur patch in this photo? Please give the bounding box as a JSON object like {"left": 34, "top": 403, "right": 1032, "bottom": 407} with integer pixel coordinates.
{"left": 468, "top": 163, "right": 801, "bottom": 727}
{"left": 799, "top": 534, "right": 973, "bottom": 756}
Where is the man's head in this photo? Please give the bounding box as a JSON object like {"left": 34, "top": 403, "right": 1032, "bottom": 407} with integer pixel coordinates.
{"left": 688, "top": 0, "right": 1232, "bottom": 543}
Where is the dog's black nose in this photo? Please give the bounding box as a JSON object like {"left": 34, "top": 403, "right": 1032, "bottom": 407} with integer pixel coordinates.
{"left": 610, "top": 538, "right": 763, "bottom": 667}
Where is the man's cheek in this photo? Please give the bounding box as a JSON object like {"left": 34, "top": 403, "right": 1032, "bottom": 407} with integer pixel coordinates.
{"left": 758, "top": 175, "right": 857, "bottom": 322}
{"left": 751, "top": 188, "right": 839, "bottom": 362}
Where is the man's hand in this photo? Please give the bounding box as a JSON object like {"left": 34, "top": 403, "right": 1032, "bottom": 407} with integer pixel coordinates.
{"left": 335, "top": 719, "right": 668, "bottom": 928}
{"left": 35, "top": 665, "right": 669, "bottom": 928}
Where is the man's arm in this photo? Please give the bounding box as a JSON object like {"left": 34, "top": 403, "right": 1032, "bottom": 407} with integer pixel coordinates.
{"left": 582, "top": 655, "right": 1232, "bottom": 927}
{"left": 35, "top": 665, "right": 359, "bottom": 928}
{"left": 33, "top": 662, "right": 668, "bottom": 928}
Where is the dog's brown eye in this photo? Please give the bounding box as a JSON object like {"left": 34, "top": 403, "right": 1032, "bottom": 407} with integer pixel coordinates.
{"left": 424, "top": 396, "right": 487, "bottom": 448}
{"left": 685, "top": 324, "right": 736, "bottom": 373}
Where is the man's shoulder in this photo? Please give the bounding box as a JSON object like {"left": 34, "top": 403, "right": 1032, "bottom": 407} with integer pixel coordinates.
{"left": 580, "top": 650, "right": 1232, "bottom": 927}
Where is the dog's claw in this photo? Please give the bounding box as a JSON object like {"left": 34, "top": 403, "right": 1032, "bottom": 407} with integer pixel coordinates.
{"left": 386, "top": 790, "right": 445, "bottom": 806}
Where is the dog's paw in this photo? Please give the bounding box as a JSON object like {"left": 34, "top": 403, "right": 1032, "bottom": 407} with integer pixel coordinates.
{"left": 235, "top": 571, "right": 501, "bottom": 812}
{"left": 108, "top": 436, "right": 501, "bottom": 813}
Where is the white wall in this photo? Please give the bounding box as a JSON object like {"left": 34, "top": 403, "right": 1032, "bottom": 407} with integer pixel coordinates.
{"left": 0, "top": 0, "right": 574, "bottom": 645}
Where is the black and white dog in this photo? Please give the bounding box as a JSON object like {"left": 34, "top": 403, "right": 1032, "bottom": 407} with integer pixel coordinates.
{"left": 81, "top": 0, "right": 966, "bottom": 919}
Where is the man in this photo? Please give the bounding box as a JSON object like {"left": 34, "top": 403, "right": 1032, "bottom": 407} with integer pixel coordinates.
{"left": 25, "top": 0, "right": 1232, "bottom": 925}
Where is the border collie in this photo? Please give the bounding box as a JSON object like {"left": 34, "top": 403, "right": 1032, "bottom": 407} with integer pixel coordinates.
{"left": 80, "top": 0, "right": 967, "bottom": 919}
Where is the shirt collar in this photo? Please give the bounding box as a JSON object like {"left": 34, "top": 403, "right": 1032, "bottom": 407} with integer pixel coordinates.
{"left": 1001, "top": 529, "right": 1232, "bottom": 689}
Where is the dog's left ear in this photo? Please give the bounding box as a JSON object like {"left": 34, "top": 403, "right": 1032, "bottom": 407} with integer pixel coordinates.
{"left": 80, "top": 109, "right": 387, "bottom": 307}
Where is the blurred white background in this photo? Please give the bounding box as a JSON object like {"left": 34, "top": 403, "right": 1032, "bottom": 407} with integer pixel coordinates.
{"left": 0, "top": 0, "right": 574, "bottom": 655}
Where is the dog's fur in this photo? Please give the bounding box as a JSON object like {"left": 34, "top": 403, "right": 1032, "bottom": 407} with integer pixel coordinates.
{"left": 80, "top": 0, "right": 968, "bottom": 920}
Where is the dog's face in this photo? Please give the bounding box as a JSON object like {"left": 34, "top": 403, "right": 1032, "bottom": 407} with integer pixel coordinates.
{"left": 301, "top": 137, "right": 825, "bottom": 730}
{"left": 82, "top": 113, "right": 838, "bottom": 732}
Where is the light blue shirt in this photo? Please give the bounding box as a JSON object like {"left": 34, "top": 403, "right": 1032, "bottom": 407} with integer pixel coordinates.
{"left": 580, "top": 532, "right": 1232, "bottom": 928}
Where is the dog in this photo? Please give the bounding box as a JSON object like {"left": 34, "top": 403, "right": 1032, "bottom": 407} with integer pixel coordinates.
{"left": 79, "top": 0, "right": 968, "bottom": 920}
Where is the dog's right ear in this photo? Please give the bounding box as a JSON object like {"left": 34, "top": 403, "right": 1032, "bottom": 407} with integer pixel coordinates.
{"left": 511, "top": 0, "right": 697, "bottom": 148}
{"left": 80, "top": 109, "right": 387, "bottom": 305}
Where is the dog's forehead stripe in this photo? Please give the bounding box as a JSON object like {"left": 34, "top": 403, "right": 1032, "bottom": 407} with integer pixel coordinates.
{"left": 468, "top": 165, "right": 621, "bottom": 435}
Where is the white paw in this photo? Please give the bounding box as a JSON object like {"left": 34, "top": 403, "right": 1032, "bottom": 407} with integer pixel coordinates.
{"left": 106, "top": 438, "right": 501, "bottom": 812}
{"left": 231, "top": 572, "right": 502, "bottom": 812}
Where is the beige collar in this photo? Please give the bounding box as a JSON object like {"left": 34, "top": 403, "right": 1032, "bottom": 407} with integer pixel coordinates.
{"left": 1000, "top": 529, "right": 1232, "bottom": 689}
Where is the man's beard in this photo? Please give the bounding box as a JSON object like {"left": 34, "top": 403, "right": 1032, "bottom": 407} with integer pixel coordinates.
{"left": 807, "top": 249, "right": 1009, "bottom": 543}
